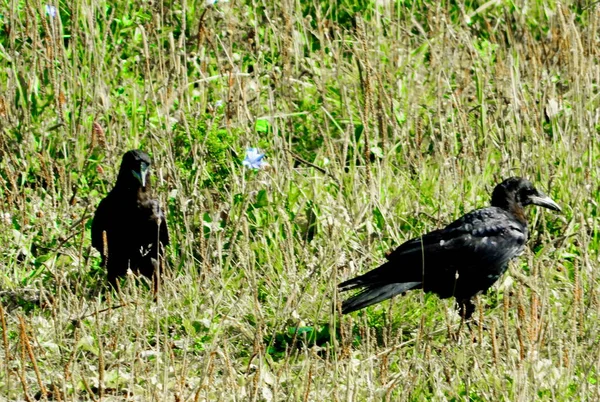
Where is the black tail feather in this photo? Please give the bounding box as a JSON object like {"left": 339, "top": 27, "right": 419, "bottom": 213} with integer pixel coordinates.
{"left": 338, "top": 262, "right": 395, "bottom": 292}
{"left": 338, "top": 275, "right": 371, "bottom": 292}
{"left": 341, "top": 282, "right": 421, "bottom": 314}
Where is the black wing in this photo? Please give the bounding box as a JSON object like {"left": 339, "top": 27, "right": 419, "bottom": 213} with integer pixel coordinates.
{"left": 136, "top": 199, "right": 169, "bottom": 281}
{"left": 383, "top": 207, "right": 527, "bottom": 277}
{"left": 91, "top": 197, "right": 111, "bottom": 254}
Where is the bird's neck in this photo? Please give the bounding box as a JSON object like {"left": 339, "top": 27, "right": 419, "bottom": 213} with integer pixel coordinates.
{"left": 504, "top": 200, "right": 528, "bottom": 225}
{"left": 113, "top": 182, "right": 150, "bottom": 201}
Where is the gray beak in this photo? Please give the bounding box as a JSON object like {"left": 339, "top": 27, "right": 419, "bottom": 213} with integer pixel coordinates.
{"left": 132, "top": 164, "right": 149, "bottom": 188}
{"left": 530, "top": 192, "right": 561, "bottom": 212}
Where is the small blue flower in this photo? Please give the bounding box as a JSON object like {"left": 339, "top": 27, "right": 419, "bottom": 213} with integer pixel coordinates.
{"left": 45, "top": 5, "right": 57, "bottom": 18}
{"left": 242, "top": 148, "right": 266, "bottom": 170}
{"left": 214, "top": 100, "right": 224, "bottom": 108}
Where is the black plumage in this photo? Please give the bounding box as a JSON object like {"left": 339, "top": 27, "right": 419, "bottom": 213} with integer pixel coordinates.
{"left": 339, "top": 177, "right": 561, "bottom": 319}
{"left": 91, "top": 150, "right": 169, "bottom": 289}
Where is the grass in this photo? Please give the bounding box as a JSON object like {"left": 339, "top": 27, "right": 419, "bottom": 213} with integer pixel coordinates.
{"left": 0, "top": 0, "right": 598, "bottom": 400}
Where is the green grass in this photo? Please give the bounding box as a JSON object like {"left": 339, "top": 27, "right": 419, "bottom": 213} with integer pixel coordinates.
{"left": 0, "top": 0, "right": 598, "bottom": 400}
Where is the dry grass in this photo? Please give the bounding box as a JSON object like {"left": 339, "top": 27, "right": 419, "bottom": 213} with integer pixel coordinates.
{"left": 0, "top": 0, "right": 599, "bottom": 400}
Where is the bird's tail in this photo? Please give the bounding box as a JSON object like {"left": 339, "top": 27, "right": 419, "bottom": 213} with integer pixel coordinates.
{"left": 339, "top": 279, "right": 421, "bottom": 314}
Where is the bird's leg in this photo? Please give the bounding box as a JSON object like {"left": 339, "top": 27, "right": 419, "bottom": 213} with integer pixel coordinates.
{"left": 459, "top": 299, "right": 475, "bottom": 320}
{"left": 452, "top": 299, "right": 476, "bottom": 340}
{"left": 459, "top": 298, "right": 490, "bottom": 342}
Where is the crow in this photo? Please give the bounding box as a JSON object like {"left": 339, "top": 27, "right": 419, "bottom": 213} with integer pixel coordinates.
{"left": 338, "top": 177, "right": 561, "bottom": 319}
{"left": 91, "top": 150, "right": 169, "bottom": 290}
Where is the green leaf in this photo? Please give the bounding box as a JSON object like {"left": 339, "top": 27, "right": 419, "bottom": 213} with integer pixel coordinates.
{"left": 254, "top": 189, "right": 269, "bottom": 208}
{"left": 255, "top": 119, "right": 270, "bottom": 133}
{"left": 373, "top": 206, "right": 385, "bottom": 231}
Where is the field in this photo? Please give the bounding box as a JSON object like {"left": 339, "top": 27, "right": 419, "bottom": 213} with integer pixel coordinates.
{"left": 0, "top": 0, "right": 599, "bottom": 400}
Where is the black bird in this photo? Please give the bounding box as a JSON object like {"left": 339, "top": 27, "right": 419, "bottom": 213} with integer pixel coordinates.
{"left": 339, "top": 177, "right": 560, "bottom": 319}
{"left": 91, "top": 150, "right": 169, "bottom": 289}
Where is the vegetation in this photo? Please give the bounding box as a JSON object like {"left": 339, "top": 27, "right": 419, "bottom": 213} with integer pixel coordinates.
{"left": 0, "top": 0, "right": 597, "bottom": 400}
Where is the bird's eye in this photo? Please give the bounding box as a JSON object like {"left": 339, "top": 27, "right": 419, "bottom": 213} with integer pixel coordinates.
{"left": 519, "top": 187, "right": 537, "bottom": 203}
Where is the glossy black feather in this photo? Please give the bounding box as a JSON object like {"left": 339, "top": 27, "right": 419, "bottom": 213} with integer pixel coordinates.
{"left": 339, "top": 177, "right": 560, "bottom": 318}
{"left": 91, "top": 150, "right": 169, "bottom": 288}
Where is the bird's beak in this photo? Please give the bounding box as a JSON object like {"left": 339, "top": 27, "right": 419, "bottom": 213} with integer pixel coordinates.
{"left": 530, "top": 192, "right": 561, "bottom": 212}
{"left": 132, "top": 164, "right": 149, "bottom": 188}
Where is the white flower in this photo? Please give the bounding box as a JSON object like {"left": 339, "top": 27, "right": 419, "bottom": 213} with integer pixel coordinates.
{"left": 1, "top": 212, "right": 11, "bottom": 225}
{"left": 242, "top": 148, "right": 266, "bottom": 169}
{"left": 206, "top": 0, "right": 228, "bottom": 6}
{"left": 45, "top": 5, "right": 57, "bottom": 18}
{"left": 546, "top": 98, "right": 561, "bottom": 118}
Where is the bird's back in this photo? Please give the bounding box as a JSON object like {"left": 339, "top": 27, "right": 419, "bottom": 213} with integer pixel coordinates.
{"left": 385, "top": 206, "right": 528, "bottom": 299}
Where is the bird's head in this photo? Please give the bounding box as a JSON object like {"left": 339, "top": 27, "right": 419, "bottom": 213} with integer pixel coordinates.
{"left": 492, "top": 177, "right": 561, "bottom": 213}
{"left": 117, "top": 149, "right": 152, "bottom": 190}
